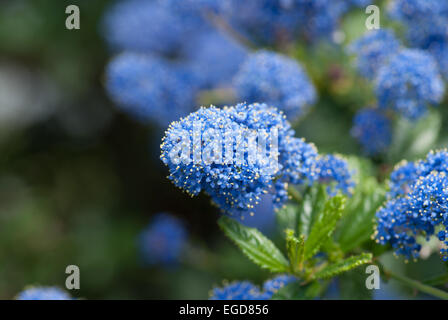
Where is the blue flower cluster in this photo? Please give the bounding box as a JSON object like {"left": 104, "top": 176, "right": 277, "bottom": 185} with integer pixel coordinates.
{"left": 349, "top": 29, "right": 445, "bottom": 155}
{"left": 161, "top": 103, "right": 353, "bottom": 217}
{"left": 210, "top": 274, "right": 297, "bottom": 300}
{"left": 105, "top": 53, "right": 197, "bottom": 126}
{"left": 315, "top": 154, "right": 355, "bottom": 195}
{"left": 262, "top": 274, "right": 297, "bottom": 297}
{"left": 375, "top": 150, "right": 448, "bottom": 260}
{"left": 234, "top": 50, "right": 316, "bottom": 122}
{"left": 348, "top": 29, "right": 400, "bottom": 80}
{"left": 183, "top": 30, "right": 248, "bottom": 89}
{"left": 375, "top": 49, "right": 444, "bottom": 120}
{"left": 139, "top": 213, "right": 188, "bottom": 266}
{"left": 350, "top": 30, "right": 445, "bottom": 121}
{"left": 210, "top": 281, "right": 263, "bottom": 300}
{"left": 16, "top": 287, "right": 72, "bottom": 300}
{"left": 351, "top": 107, "right": 392, "bottom": 156}
{"left": 102, "top": 0, "right": 248, "bottom": 126}
{"left": 102, "top": 0, "right": 204, "bottom": 55}
{"left": 388, "top": 0, "right": 448, "bottom": 79}
{"left": 214, "top": 0, "right": 368, "bottom": 46}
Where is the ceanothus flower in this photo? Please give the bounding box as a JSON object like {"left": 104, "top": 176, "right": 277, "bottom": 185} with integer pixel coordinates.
{"left": 101, "top": 0, "right": 201, "bottom": 56}
{"left": 388, "top": 160, "right": 420, "bottom": 198}
{"left": 139, "top": 213, "right": 187, "bottom": 266}
{"left": 160, "top": 103, "right": 320, "bottom": 217}
{"left": 376, "top": 150, "right": 448, "bottom": 260}
{"left": 388, "top": 0, "right": 448, "bottom": 80}
{"left": 160, "top": 0, "right": 222, "bottom": 16}
{"left": 210, "top": 275, "right": 297, "bottom": 300}
{"left": 105, "top": 53, "right": 197, "bottom": 126}
{"left": 209, "top": 281, "right": 265, "bottom": 300}
{"left": 315, "top": 154, "right": 354, "bottom": 196}
{"left": 375, "top": 49, "right": 445, "bottom": 120}
{"left": 388, "top": 150, "right": 448, "bottom": 198}
{"left": 234, "top": 51, "right": 316, "bottom": 122}
{"left": 183, "top": 29, "right": 248, "bottom": 89}
{"left": 262, "top": 274, "right": 297, "bottom": 298}
{"left": 216, "top": 0, "right": 365, "bottom": 45}
{"left": 388, "top": 0, "right": 448, "bottom": 47}
{"left": 351, "top": 107, "right": 392, "bottom": 156}
{"left": 427, "top": 41, "right": 448, "bottom": 80}
{"left": 16, "top": 287, "right": 72, "bottom": 300}
{"left": 348, "top": 29, "right": 401, "bottom": 80}
{"left": 216, "top": 0, "right": 302, "bottom": 46}
{"left": 285, "top": 0, "right": 351, "bottom": 41}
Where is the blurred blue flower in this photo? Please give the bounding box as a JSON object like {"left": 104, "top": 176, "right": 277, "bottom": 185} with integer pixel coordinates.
{"left": 216, "top": 0, "right": 302, "bottom": 45}
{"left": 216, "top": 0, "right": 362, "bottom": 45}
{"left": 210, "top": 281, "right": 265, "bottom": 300}
{"left": 375, "top": 49, "right": 445, "bottom": 120}
{"left": 262, "top": 274, "right": 297, "bottom": 298}
{"left": 102, "top": 0, "right": 201, "bottom": 56}
{"left": 388, "top": 0, "right": 448, "bottom": 47}
{"left": 139, "top": 213, "right": 188, "bottom": 266}
{"left": 234, "top": 50, "right": 316, "bottom": 122}
{"left": 316, "top": 154, "right": 354, "bottom": 195}
{"left": 427, "top": 41, "right": 448, "bottom": 80}
{"left": 389, "top": 150, "right": 448, "bottom": 198}
{"left": 351, "top": 107, "right": 392, "bottom": 156}
{"left": 287, "top": 0, "right": 350, "bottom": 41}
{"left": 376, "top": 150, "right": 448, "bottom": 260}
{"left": 161, "top": 0, "right": 222, "bottom": 15}
{"left": 160, "top": 102, "right": 320, "bottom": 216}
{"left": 349, "top": 29, "right": 401, "bottom": 80}
{"left": 388, "top": 0, "right": 448, "bottom": 80}
{"left": 16, "top": 287, "right": 71, "bottom": 300}
{"left": 105, "top": 53, "right": 197, "bottom": 126}
{"left": 210, "top": 275, "right": 297, "bottom": 300}
{"left": 184, "top": 29, "right": 248, "bottom": 89}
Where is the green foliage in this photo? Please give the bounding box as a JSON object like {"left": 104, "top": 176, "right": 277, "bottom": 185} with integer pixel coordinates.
{"left": 218, "top": 216, "right": 289, "bottom": 273}
{"left": 336, "top": 157, "right": 386, "bottom": 252}
{"left": 304, "top": 194, "right": 346, "bottom": 261}
{"left": 298, "top": 185, "right": 327, "bottom": 237}
{"left": 271, "top": 281, "right": 321, "bottom": 300}
{"left": 285, "top": 229, "right": 305, "bottom": 274}
{"left": 387, "top": 111, "right": 441, "bottom": 163}
{"left": 312, "top": 253, "right": 372, "bottom": 280}
{"left": 337, "top": 268, "right": 373, "bottom": 300}
{"left": 276, "top": 204, "right": 299, "bottom": 234}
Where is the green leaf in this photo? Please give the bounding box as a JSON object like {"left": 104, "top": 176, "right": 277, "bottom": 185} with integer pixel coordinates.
{"left": 285, "top": 229, "right": 305, "bottom": 273}
{"left": 337, "top": 177, "right": 385, "bottom": 252}
{"left": 338, "top": 268, "right": 373, "bottom": 300}
{"left": 387, "top": 111, "right": 441, "bottom": 163}
{"left": 304, "top": 194, "right": 346, "bottom": 260}
{"left": 312, "top": 253, "right": 372, "bottom": 280}
{"left": 218, "top": 216, "right": 289, "bottom": 272}
{"left": 423, "top": 273, "right": 448, "bottom": 286}
{"left": 271, "top": 281, "right": 320, "bottom": 300}
{"left": 321, "top": 238, "right": 344, "bottom": 263}
{"left": 276, "top": 204, "right": 299, "bottom": 233}
{"left": 298, "top": 185, "right": 327, "bottom": 237}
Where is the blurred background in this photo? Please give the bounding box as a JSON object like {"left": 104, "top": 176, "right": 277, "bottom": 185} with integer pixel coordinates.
{"left": 0, "top": 0, "right": 447, "bottom": 299}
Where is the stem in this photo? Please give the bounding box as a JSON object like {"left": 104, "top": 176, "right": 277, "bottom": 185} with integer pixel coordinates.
{"left": 384, "top": 269, "right": 448, "bottom": 300}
